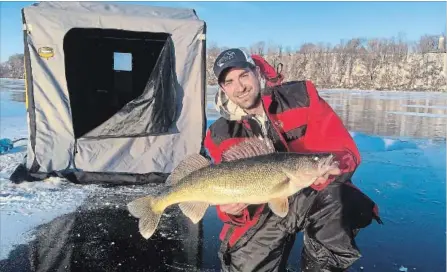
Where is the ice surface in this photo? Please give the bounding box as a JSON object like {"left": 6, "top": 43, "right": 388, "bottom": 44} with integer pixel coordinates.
{"left": 0, "top": 79, "right": 446, "bottom": 271}
{"left": 0, "top": 177, "right": 88, "bottom": 259}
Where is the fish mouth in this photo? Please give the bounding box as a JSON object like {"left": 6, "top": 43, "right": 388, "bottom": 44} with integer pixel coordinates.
{"left": 317, "top": 154, "right": 341, "bottom": 176}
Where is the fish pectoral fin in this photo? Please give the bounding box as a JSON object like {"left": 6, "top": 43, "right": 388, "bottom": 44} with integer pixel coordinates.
{"left": 270, "top": 177, "right": 291, "bottom": 195}
{"left": 268, "top": 197, "right": 289, "bottom": 218}
{"left": 166, "top": 154, "right": 211, "bottom": 185}
{"left": 178, "top": 201, "right": 210, "bottom": 224}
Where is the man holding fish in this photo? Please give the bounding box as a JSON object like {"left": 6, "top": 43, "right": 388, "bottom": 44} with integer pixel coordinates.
{"left": 128, "top": 48, "right": 382, "bottom": 272}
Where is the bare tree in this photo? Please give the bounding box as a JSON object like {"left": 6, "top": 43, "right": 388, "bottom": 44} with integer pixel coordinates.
{"left": 414, "top": 35, "right": 439, "bottom": 53}
{"left": 0, "top": 54, "right": 25, "bottom": 79}
{"left": 206, "top": 42, "right": 222, "bottom": 85}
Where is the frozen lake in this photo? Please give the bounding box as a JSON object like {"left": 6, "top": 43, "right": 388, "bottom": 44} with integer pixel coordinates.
{"left": 0, "top": 78, "right": 446, "bottom": 271}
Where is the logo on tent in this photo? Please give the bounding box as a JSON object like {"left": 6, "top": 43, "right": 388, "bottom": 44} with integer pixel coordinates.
{"left": 38, "top": 47, "right": 54, "bottom": 60}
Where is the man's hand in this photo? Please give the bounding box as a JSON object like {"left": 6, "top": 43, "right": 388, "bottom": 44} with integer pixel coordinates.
{"left": 219, "top": 203, "right": 248, "bottom": 215}
{"left": 313, "top": 167, "right": 342, "bottom": 185}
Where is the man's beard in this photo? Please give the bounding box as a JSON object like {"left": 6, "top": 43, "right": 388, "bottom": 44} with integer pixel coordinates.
{"left": 238, "top": 92, "right": 261, "bottom": 110}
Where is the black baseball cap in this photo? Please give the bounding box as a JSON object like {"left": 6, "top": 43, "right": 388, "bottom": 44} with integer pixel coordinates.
{"left": 213, "top": 48, "right": 256, "bottom": 83}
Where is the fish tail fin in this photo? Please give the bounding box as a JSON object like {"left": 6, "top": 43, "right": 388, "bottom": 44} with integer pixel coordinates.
{"left": 127, "top": 195, "right": 164, "bottom": 239}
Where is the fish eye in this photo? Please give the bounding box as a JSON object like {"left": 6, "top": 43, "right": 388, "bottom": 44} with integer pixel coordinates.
{"left": 313, "top": 156, "right": 319, "bottom": 161}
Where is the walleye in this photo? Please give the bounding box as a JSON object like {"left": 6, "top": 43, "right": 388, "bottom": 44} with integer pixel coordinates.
{"left": 127, "top": 137, "right": 340, "bottom": 239}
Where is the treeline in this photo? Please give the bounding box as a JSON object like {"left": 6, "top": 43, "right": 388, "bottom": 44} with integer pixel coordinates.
{"left": 207, "top": 34, "right": 447, "bottom": 91}
{"left": 2, "top": 34, "right": 446, "bottom": 91}
{"left": 0, "top": 54, "right": 25, "bottom": 79}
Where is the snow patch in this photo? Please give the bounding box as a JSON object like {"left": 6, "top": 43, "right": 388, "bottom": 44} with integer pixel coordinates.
{"left": 0, "top": 152, "right": 25, "bottom": 177}
{"left": 387, "top": 111, "right": 447, "bottom": 118}
{"left": 383, "top": 138, "right": 397, "bottom": 149}
{"left": 401, "top": 104, "right": 447, "bottom": 110}
{"left": 0, "top": 176, "right": 89, "bottom": 260}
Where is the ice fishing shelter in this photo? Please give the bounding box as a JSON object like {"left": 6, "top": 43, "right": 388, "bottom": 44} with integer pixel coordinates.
{"left": 10, "top": 1, "right": 207, "bottom": 185}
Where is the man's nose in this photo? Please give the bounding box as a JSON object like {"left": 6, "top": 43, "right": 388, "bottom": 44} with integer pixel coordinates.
{"left": 235, "top": 78, "right": 245, "bottom": 91}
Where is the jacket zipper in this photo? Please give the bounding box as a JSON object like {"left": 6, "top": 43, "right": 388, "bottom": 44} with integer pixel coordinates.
{"left": 257, "top": 97, "right": 290, "bottom": 152}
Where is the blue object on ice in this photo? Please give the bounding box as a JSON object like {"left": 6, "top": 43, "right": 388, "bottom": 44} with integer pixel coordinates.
{"left": 0, "top": 138, "right": 14, "bottom": 154}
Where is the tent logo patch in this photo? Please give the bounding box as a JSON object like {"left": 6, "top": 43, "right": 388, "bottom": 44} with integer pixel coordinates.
{"left": 38, "top": 47, "right": 54, "bottom": 60}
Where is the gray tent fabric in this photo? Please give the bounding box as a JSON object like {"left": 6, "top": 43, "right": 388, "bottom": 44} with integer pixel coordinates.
{"left": 11, "top": 1, "right": 207, "bottom": 184}
{"left": 31, "top": 1, "right": 200, "bottom": 21}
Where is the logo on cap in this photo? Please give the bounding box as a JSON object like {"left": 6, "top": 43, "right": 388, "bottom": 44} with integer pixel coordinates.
{"left": 217, "top": 51, "right": 236, "bottom": 67}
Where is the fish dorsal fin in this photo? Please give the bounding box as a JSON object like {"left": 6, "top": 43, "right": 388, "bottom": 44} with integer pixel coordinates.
{"left": 221, "top": 137, "right": 276, "bottom": 162}
{"left": 165, "top": 154, "right": 211, "bottom": 186}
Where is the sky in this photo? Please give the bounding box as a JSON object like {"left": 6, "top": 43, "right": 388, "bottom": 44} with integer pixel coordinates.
{"left": 0, "top": 1, "right": 446, "bottom": 62}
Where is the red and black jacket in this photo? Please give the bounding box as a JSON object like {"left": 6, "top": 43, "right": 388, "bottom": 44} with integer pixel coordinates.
{"left": 204, "top": 79, "right": 376, "bottom": 248}
{"left": 251, "top": 55, "right": 285, "bottom": 88}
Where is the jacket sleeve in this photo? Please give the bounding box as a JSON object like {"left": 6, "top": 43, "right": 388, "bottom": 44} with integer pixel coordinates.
{"left": 302, "top": 80, "right": 361, "bottom": 191}
{"left": 203, "top": 128, "right": 253, "bottom": 226}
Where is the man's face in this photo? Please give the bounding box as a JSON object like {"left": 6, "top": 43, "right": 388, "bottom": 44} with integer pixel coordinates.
{"left": 220, "top": 67, "right": 261, "bottom": 110}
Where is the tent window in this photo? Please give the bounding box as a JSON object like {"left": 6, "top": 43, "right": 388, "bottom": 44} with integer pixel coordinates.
{"left": 63, "top": 28, "right": 177, "bottom": 139}
{"left": 114, "top": 52, "right": 132, "bottom": 71}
